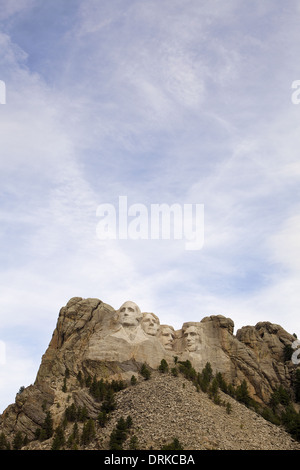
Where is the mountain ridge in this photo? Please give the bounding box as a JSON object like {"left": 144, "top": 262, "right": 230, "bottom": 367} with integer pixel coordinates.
{"left": 1, "top": 296, "right": 300, "bottom": 450}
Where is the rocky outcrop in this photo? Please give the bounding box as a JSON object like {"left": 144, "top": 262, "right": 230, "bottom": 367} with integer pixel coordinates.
{"left": 0, "top": 296, "right": 299, "bottom": 448}
{"left": 99, "top": 372, "right": 300, "bottom": 450}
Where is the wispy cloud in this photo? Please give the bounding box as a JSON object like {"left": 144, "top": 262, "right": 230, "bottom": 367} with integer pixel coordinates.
{"left": 0, "top": 0, "right": 36, "bottom": 21}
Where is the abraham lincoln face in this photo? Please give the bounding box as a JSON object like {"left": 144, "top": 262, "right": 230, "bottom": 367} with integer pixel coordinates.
{"left": 183, "top": 325, "right": 200, "bottom": 352}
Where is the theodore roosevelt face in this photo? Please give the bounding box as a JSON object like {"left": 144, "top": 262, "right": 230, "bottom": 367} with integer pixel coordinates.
{"left": 141, "top": 313, "right": 160, "bottom": 336}
{"left": 159, "top": 325, "right": 175, "bottom": 350}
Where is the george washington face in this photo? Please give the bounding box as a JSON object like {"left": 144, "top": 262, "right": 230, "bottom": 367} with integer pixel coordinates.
{"left": 118, "top": 301, "right": 142, "bottom": 327}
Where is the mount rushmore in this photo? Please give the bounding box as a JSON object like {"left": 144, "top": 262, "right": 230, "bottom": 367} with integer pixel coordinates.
{"left": 33, "top": 297, "right": 296, "bottom": 406}
{"left": 0, "top": 296, "right": 299, "bottom": 446}
{"left": 1, "top": 296, "right": 299, "bottom": 450}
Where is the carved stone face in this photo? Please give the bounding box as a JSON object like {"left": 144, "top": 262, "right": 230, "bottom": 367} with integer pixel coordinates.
{"left": 118, "top": 301, "right": 142, "bottom": 327}
{"left": 160, "top": 325, "right": 175, "bottom": 350}
{"left": 183, "top": 326, "right": 199, "bottom": 352}
{"left": 142, "top": 313, "right": 160, "bottom": 336}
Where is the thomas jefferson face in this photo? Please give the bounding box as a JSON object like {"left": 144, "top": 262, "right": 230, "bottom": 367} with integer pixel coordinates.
{"left": 184, "top": 326, "right": 199, "bottom": 352}
{"left": 159, "top": 325, "right": 175, "bottom": 350}
{"left": 118, "top": 301, "right": 142, "bottom": 327}
{"left": 142, "top": 313, "right": 160, "bottom": 336}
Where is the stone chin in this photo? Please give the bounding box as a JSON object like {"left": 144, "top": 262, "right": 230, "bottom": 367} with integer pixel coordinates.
{"left": 145, "top": 327, "right": 159, "bottom": 336}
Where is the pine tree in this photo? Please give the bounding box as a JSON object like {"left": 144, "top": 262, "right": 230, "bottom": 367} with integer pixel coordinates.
{"left": 209, "top": 377, "right": 220, "bottom": 404}
{"left": 72, "top": 422, "right": 79, "bottom": 440}
{"left": 130, "top": 375, "right": 137, "bottom": 386}
{"left": 215, "top": 371, "right": 228, "bottom": 393}
{"left": 67, "top": 422, "right": 79, "bottom": 449}
{"left": 158, "top": 359, "right": 169, "bottom": 373}
{"left": 227, "top": 383, "right": 236, "bottom": 398}
{"left": 97, "top": 411, "right": 109, "bottom": 427}
{"left": 270, "top": 385, "right": 291, "bottom": 410}
{"left": 141, "top": 363, "right": 151, "bottom": 380}
{"left": 109, "top": 417, "right": 128, "bottom": 450}
{"left": 161, "top": 437, "right": 184, "bottom": 450}
{"left": 40, "top": 411, "right": 54, "bottom": 441}
{"left": 129, "top": 435, "right": 139, "bottom": 450}
{"left": 101, "top": 389, "right": 117, "bottom": 413}
{"left": 202, "top": 362, "right": 213, "bottom": 382}
{"left": 77, "top": 370, "right": 84, "bottom": 387}
{"left": 65, "top": 402, "right": 77, "bottom": 422}
{"left": 12, "top": 431, "right": 23, "bottom": 450}
{"left": 51, "top": 426, "right": 65, "bottom": 450}
{"left": 236, "top": 380, "right": 251, "bottom": 407}
{"left": 226, "top": 402, "right": 232, "bottom": 414}
{"left": 81, "top": 419, "right": 96, "bottom": 446}
{"left": 90, "top": 375, "right": 98, "bottom": 398}
{"left": 109, "top": 429, "right": 123, "bottom": 450}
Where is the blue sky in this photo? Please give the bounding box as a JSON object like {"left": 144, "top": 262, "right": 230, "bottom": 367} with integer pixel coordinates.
{"left": 1, "top": 0, "right": 300, "bottom": 412}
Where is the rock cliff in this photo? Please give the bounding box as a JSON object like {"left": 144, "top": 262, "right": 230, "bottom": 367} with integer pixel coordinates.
{"left": 0, "top": 297, "right": 299, "bottom": 449}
